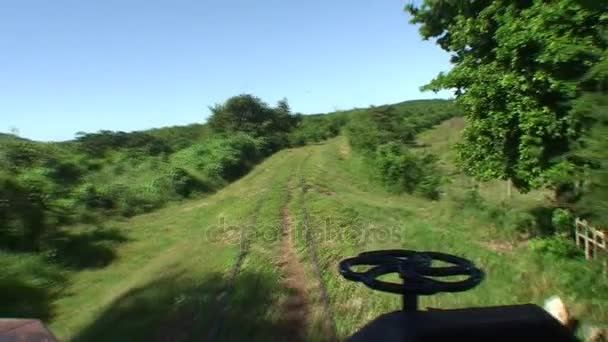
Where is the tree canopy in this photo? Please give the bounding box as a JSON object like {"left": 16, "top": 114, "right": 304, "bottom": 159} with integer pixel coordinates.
{"left": 566, "top": 49, "right": 608, "bottom": 224}
{"left": 407, "top": 0, "right": 608, "bottom": 191}
{"left": 207, "top": 94, "right": 298, "bottom": 138}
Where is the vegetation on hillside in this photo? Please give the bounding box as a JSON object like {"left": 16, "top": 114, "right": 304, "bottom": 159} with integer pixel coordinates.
{"left": 0, "top": 95, "right": 301, "bottom": 256}
{"left": 345, "top": 99, "right": 458, "bottom": 198}
{"left": 1, "top": 1, "right": 608, "bottom": 340}
{"left": 2, "top": 134, "right": 604, "bottom": 341}
{"left": 0, "top": 92, "right": 355, "bottom": 322}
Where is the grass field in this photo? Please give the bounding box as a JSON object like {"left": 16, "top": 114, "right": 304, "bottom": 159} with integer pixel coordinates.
{"left": 11, "top": 121, "right": 608, "bottom": 341}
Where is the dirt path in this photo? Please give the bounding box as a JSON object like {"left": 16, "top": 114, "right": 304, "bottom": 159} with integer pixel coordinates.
{"left": 277, "top": 187, "right": 311, "bottom": 341}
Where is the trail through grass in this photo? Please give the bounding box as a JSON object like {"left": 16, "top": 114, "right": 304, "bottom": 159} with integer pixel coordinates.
{"left": 15, "top": 126, "right": 607, "bottom": 341}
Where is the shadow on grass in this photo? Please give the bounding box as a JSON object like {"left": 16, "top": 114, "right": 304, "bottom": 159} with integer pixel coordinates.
{"left": 0, "top": 225, "right": 126, "bottom": 321}
{"left": 0, "top": 278, "right": 57, "bottom": 320}
{"left": 0, "top": 225, "right": 127, "bottom": 323}
{"left": 47, "top": 226, "right": 128, "bottom": 270}
{"left": 528, "top": 206, "right": 556, "bottom": 236}
{"left": 0, "top": 258, "right": 66, "bottom": 320}
{"left": 71, "top": 270, "right": 287, "bottom": 342}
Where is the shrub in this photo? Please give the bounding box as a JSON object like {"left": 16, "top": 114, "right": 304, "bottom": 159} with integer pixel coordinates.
{"left": 345, "top": 100, "right": 456, "bottom": 199}
{"left": 375, "top": 143, "right": 422, "bottom": 192}
{"left": 501, "top": 210, "right": 539, "bottom": 237}
{"left": 45, "top": 159, "right": 83, "bottom": 185}
{"left": 290, "top": 113, "right": 348, "bottom": 145}
{"left": 0, "top": 252, "right": 66, "bottom": 318}
{"left": 551, "top": 208, "right": 574, "bottom": 236}
{"left": 74, "top": 130, "right": 172, "bottom": 157}
{"left": 164, "top": 167, "right": 207, "bottom": 198}
{"left": 74, "top": 183, "right": 113, "bottom": 210}
{"left": 415, "top": 174, "right": 442, "bottom": 200}
{"left": 0, "top": 176, "right": 47, "bottom": 251}
{"left": 373, "top": 143, "right": 442, "bottom": 198}
{"left": 460, "top": 187, "right": 485, "bottom": 209}
{"left": 1, "top": 142, "right": 45, "bottom": 170}
{"left": 17, "top": 167, "right": 49, "bottom": 192}
{"left": 529, "top": 236, "right": 582, "bottom": 258}
{"left": 208, "top": 95, "right": 298, "bottom": 149}
{"left": 173, "top": 134, "right": 262, "bottom": 184}
{"left": 345, "top": 112, "right": 383, "bottom": 154}
{"left": 116, "top": 185, "right": 163, "bottom": 217}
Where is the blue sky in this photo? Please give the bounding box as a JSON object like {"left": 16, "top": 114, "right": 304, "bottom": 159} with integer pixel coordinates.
{"left": 0, "top": 0, "right": 451, "bottom": 141}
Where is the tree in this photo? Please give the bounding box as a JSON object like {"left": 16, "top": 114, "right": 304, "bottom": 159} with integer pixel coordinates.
{"left": 407, "top": 0, "right": 608, "bottom": 191}
{"left": 207, "top": 94, "right": 297, "bottom": 138}
{"left": 74, "top": 130, "right": 171, "bottom": 156}
{"left": 566, "top": 49, "right": 608, "bottom": 225}
{"left": 207, "top": 94, "right": 299, "bottom": 153}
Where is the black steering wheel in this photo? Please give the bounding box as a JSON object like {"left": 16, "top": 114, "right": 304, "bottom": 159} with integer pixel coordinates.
{"left": 339, "top": 250, "right": 484, "bottom": 311}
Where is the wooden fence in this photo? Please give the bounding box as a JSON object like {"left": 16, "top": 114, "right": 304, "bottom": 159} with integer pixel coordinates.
{"left": 575, "top": 218, "right": 607, "bottom": 260}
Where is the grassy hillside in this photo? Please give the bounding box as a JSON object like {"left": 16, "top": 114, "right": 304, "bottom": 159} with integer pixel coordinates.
{"left": 0, "top": 98, "right": 454, "bottom": 254}
{"left": 2, "top": 115, "right": 605, "bottom": 341}
{"left": 416, "top": 117, "right": 550, "bottom": 209}
{"left": 295, "top": 136, "right": 607, "bottom": 337}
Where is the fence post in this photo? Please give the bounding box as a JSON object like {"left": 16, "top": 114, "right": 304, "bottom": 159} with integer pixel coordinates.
{"left": 574, "top": 218, "right": 606, "bottom": 261}
{"left": 585, "top": 231, "right": 591, "bottom": 260}
{"left": 575, "top": 218, "right": 581, "bottom": 248}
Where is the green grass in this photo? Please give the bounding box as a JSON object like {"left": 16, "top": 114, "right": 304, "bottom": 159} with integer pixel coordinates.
{"left": 43, "top": 149, "right": 299, "bottom": 341}
{"left": 2, "top": 120, "right": 607, "bottom": 341}
{"left": 289, "top": 135, "right": 608, "bottom": 339}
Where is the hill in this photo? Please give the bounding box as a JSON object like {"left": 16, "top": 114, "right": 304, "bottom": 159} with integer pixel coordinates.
{"left": 2, "top": 107, "right": 606, "bottom": 341}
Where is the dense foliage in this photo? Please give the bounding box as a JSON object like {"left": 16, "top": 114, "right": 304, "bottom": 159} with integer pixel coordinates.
{"left": 288, "top": 112, "right": 348, "bottom": 146}
{"left": 208, "top": 94, "right": 299, "bottom": 153}
{"left": 74, "top": 130, "right": 173, "bottom": 157}
{"left": 567, "top": 53, "right": 608, "bottom": 226}
{"left": 0, "top": 137, "right": 205, "bottom": 252}
{"left": 407, "top": 0, "right": 608, "bottom": 192}
{"left": 345, "top": 100, "right": 458, "bottom": 198}
{"left": 407, "top": 1, "right": 608, "bottom": 263}
{"left": 0, "top": 94, "right": 302, "bottom": 255}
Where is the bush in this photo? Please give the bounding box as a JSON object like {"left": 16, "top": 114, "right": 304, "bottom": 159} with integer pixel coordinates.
{"left": 345, "top": 112, "right": 384, "bottom": 154}
{"left": 290, "top": 113, "right": 348, "bottom": 145}
{"left": 157, "top": 167, "right": 208, "bottom": 198}
{"left": 0, "top": 252, "right": 66, "bottom": 318}
{"left": 0, "top": 176, "right": 48, "bottom": 251}
{"left": 117, "top": 185, "right": 163, "bottom": 217}
{"left": 173, "top": 134, "right": 262, "bottom": 184}
{"left": 460, "top": 187, "right": 486, "bottom": 209}
{"left": 75, "top": 130, "right": 172, "bottom": 157}
{"left": 375, "top": 143, "right": 423, "bottom": 192}
{"left": 501, "top": 210, "right": 539, "bottom": 236}
{"left": 551, "top": 208, "right": 574, "bottom": 236}
{"left": 1, "top": 142, "right": 46, "bottom": 170}
{"left": 415, "top": 174, "right": 442, "bottom": 200}
{"left": 345, "top": 100, "right": 456, "bottom": 199}
{"left": 529, "top": 236, "right": 582, "bottom": 258}
{"left": 373, "top": 143, "right": 442, "bottom": 198}
{"left": 453, "top": 189, "right": 548, "bottom": 238}
{"left": 208, "top": 95, "right": 298, "bottom": 149}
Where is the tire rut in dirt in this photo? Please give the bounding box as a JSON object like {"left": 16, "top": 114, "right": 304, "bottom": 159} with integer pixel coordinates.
{"left": 277, "top": 184, "right": 311, "bottom": 341}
